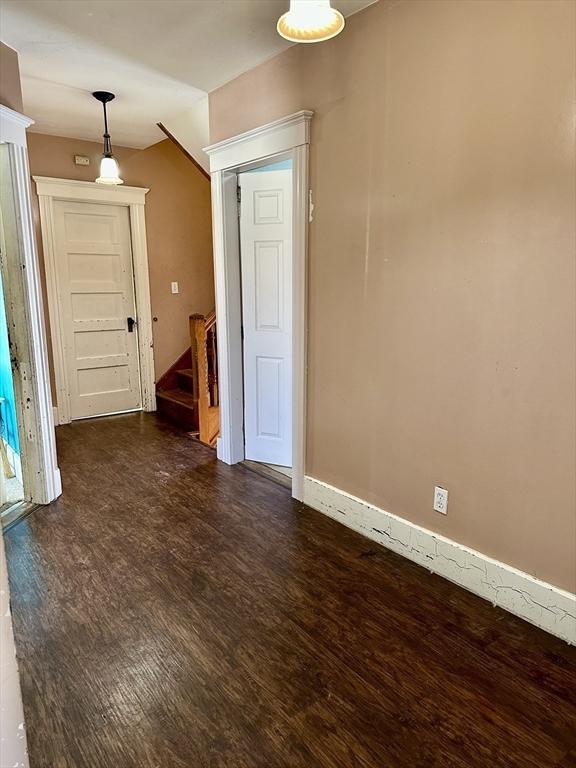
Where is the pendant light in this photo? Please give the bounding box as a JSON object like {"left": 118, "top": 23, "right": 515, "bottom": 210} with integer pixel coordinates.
{"left": 92, "top": 91, "right": 123, "bottom": 185}
{"left": 277, "top": 0, "right": 345, "bottom": 43}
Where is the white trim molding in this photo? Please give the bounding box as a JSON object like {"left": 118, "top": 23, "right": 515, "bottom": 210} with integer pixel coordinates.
{"left": 0, "top": 104, "right": 33, "bottom": 146}
{"left": 205, "top": 111, "right": 313, "bottom": 173}
{"left": 33, "top": 176, "right": 155, "bottom": 424}
{"left": 33, "top": 176, "right": 149, "bottom": 205}
{"left": 0, "top": 109, "right": 61, "bottom": 505}
{"left": 204, "top": 111, "right": 312, "bottom": 501}
{"left": 304, "top": 477, "right": 576, "bottom": 645}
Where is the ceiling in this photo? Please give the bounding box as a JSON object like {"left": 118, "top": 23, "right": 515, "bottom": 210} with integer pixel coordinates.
{"left": 1, "top": 0, "right": 377, "bottom": 148}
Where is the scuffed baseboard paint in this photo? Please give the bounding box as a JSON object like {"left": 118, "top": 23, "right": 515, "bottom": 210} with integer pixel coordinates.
{"left": 303, "top": 477, "right": 576, "bottom": 645}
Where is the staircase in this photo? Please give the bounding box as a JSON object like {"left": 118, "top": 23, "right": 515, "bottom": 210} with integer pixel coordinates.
{"left": 156, "top": 311, "right": 219, "bottom": 447}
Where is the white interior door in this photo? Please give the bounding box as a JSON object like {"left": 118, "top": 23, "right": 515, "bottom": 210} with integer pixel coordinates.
{"left": 53, "top": 200, "right": 141, "bottom": 420}
{"left": 239, "top": 168, "right": 292, "bottom": 466}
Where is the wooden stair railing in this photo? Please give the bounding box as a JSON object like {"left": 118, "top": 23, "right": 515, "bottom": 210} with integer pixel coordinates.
{"left": 190, "top": 311, "right": 219, "bottom": 447}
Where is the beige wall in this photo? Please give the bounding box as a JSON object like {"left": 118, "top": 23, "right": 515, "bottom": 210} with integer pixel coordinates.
{"left": 0, "top": 42, "right": 23, "bottom": 113}
{"left": 209, "top": 0, "right": 576, "bottom": 592}
{"left": 27, "top": 133, "right": 139, "bottom": 181}
{"left": 122, "top": 140, "right": 215, "bottom": 377}
{"left": 27, "top": 133, "right": 214, "bottom": 382}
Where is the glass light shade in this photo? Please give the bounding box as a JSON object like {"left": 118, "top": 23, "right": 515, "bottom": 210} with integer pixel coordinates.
{"left": 96, "top": 155, "right": 123, "bottom": 185}
{"left": 277, "top": 0, "right": 345, "bottom": 43}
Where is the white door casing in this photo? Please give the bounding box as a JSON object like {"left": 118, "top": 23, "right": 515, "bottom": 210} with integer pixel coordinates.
{"left": 239, "top": 169, "right": 293, "bottom": 466}
{"left": 0, "top": 106, "right": 61, "bottom": 505}
{"left": 204, "top": 110, "right": 312, "bottom": 500}
{"left": 34, "top": 176, "right": 155, "bottom": 425}
{"left": 53, "top": 201, "right": 141, "bottom": 420}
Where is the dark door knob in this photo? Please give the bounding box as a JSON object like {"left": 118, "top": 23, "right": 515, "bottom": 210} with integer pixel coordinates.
{"left": 127, "top": 317, "right": 137, "bottom": 333}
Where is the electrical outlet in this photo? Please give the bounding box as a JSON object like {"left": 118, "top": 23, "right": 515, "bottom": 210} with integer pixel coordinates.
{"left": 171, "top": 281, "right": 179, "bottom": 294}
{"left": 74, "top": 155, "right": 90, "bottom": 166}
{"left": 433, "top": 486, "right": 448, "bottom": 515}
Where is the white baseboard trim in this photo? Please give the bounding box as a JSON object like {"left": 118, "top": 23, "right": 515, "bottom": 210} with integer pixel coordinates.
{"left": 52, "top": 467, "right": 62, "bottom": 499}
{"left": 303, "top": 477, "right": 576, "bottom": 645}
{"left": 50, "top": 409, "right": 62, "bottom": 499}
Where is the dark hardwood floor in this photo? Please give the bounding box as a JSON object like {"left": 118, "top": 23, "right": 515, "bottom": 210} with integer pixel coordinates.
{"left": 4, "top": 413, "right": 576, "bottom": 768}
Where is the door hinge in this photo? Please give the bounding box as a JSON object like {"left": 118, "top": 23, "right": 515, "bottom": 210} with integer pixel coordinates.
{"left": 237, "top": 185, "right": 241, "bottom": 217}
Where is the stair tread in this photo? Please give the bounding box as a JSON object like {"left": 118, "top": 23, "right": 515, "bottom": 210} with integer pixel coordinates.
{"left": 176, "top": 368, "right": 194, "bottom": 378}
{"left": 156, "top": 388, "right": 196, "bottom": 409}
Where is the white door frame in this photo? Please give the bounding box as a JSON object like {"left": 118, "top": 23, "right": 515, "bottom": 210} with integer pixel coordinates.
{"left": 34, "top": 176, "right": 156, "bottom": 425}
{"left": 0, "top": 106, "right": 61, "bottom": 504}
{"left": 204, "top": 110, "right": 312, "bottom": 500}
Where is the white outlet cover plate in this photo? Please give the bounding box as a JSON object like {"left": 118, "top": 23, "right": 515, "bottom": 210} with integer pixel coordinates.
{"left": 434, "top": 486, "right": 448, "bottom": 515}
{"left": 171, "top": 281, "right": 179, "bottom": 294}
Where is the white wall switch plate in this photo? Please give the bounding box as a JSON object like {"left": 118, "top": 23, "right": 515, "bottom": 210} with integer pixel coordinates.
{"left": 74, "top": 155, "right": 90, "bottom": 166}
{"left": 433, "top": 486, "right": 448, "bottom": 515}
{"left": 171, "top": 281, "right": 179, "bottom": 294}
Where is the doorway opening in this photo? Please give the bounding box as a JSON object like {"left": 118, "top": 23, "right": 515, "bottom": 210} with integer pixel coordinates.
{"left": 204, "top": 110, "right": 312, "bottom": 500}
{"left": 0, "top": 114, "right": 61, "bottom": 524}
{"left": 238, "top": 159, "right": 293, "bottom": 484}
{"left": 34, "top": 177, "right": 156, "bottom": 426}
{"left": 0, "top": 227, "right": 25, "bottom": 523}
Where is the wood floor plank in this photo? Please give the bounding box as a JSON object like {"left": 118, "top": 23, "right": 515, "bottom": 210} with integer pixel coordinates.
{"left": 4, "top": 413, "right": 576, "bottom": 768}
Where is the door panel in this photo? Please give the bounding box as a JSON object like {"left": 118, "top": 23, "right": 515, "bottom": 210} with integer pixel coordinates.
{"left": 255, "top": 241, "right": 283, "bottom": 330}
{"left": 240, "top": 169, "right": 292, "bottom": 466}
{"left": 256, "top": 356, "right": 283, "bottom": 438}
{"left": 53, "top": 201, "right": 141, "bottom": 420}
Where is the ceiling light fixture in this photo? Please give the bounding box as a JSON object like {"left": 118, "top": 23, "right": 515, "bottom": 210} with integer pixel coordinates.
{"left": 277, "top": 0, "right": 345, "bottom": 43}
{"left": 92, "top": 91, "right": 123, "bottom": 185}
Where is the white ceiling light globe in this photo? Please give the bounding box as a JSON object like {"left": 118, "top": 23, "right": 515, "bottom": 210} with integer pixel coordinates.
{"left": 277, "top": 0, "right": 345, "bottom": 43}
{"left": 96, "top": 155, "right": 123, "bottom": 185}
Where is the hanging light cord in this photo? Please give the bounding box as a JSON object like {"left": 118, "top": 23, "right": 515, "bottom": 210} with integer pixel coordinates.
{"left": 102, "top": 101, "right": 112, "bottom": 157}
